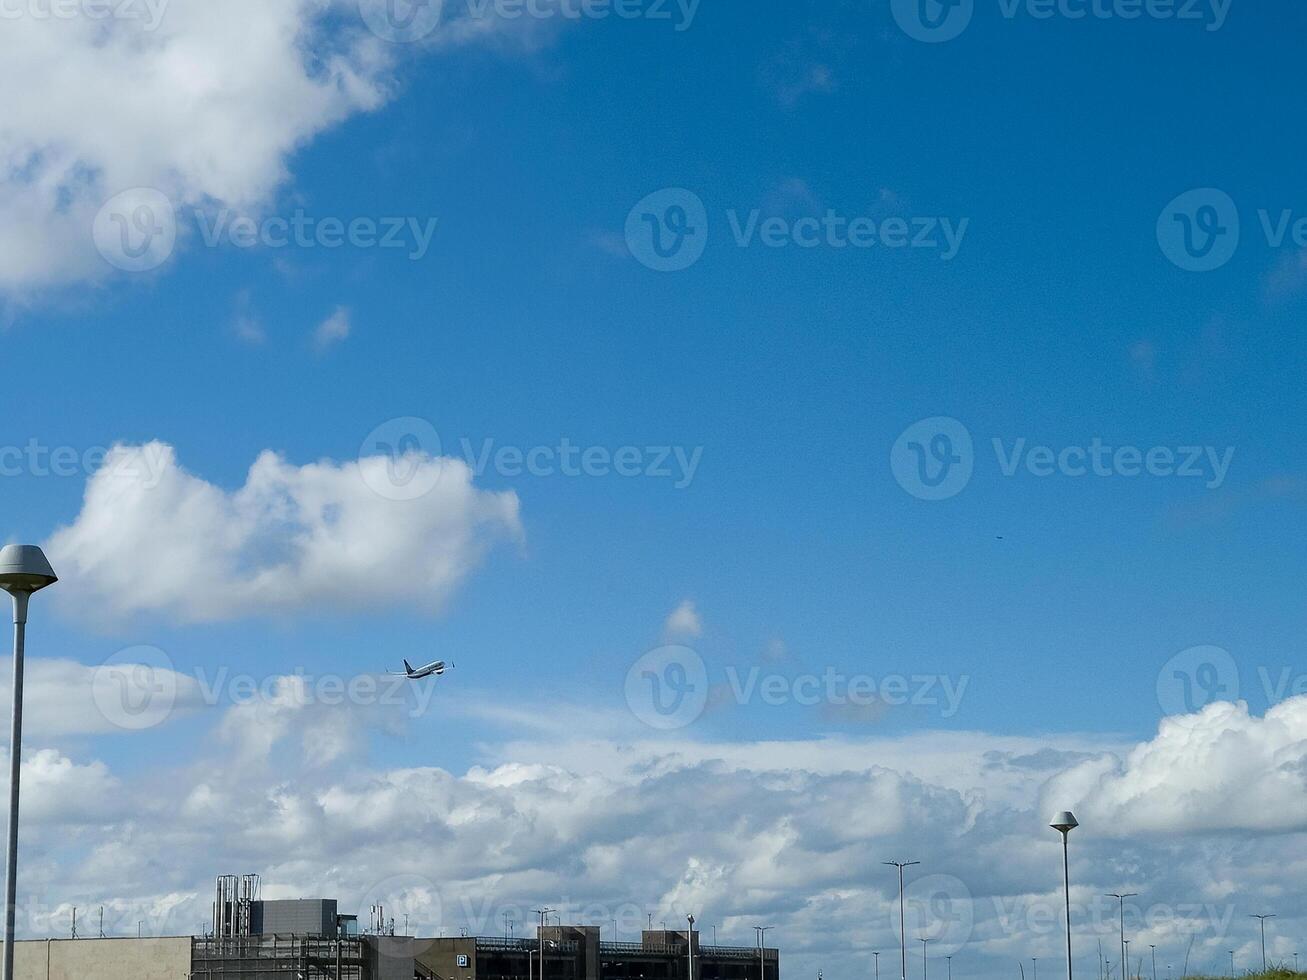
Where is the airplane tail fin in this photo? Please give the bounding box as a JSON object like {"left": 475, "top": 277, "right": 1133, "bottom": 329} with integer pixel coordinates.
{"left": 404, "top": 659, "right": 415, "bottom": 674}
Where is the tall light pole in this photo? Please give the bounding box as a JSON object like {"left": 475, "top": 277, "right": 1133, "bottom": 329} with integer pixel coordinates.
{"left": 1251, "top": 916, "right": 1275, "bottom": 972}
{"left": 874, "top": 951, "right": 881, "bottom": 980}
{"left": 1034, "top": 957, "right": 1039, "bottom": 980}
{"left": 920, "top": 938, "right": 929, "bottom": 980}
{"left": 884, "top": 861, "right": 921, "bottom": 980}
{"left": 533, "top": 908, "right": 556, "bottom": 980}
{"left": 1125, "top": 940, "right": 1131, "bottom": 980}
{"left": 688, "top": 914, "right": 696, "bottom": 980}
{"left": 1107, "top": 893, "right": 1138, "bottom": 980}
{"left": 1050, "top": 813, "right": 1079, "bottom": 980}
{"left": 0, "top": 546, "right": 56, "bottom": 980}
{"left": 946, "top": 955, "right": 952, "bottom": 980}
{"left": 1149, "top": 946, "right": 1157, "bottom": 980}
{"left": 754, "top": 926, "right": 773, "bottom": 980}
{"left": 1228, "top": 951, "right": 1234, "bottom": 977}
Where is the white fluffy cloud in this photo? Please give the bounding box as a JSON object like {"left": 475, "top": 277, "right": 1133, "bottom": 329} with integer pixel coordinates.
{"left": 1044, "top": 698, "right": 1307, "bottom": 835}
{"left": 12, "top": 687, "right": 1307, "bottom": 978}
{"left": 663, "top": 599, "right": 702, "bottom": 638}
{"left": 45, "top": 442, "right": 521, "bottom": 622}
{"left": 0, "top": 0, "right": 395, "bottom": 296}
{"left": 313, "top": 305, "right": 352, "bottom": 351}
{"left": 0, "top": 0, "right": 573, "bottom": 300}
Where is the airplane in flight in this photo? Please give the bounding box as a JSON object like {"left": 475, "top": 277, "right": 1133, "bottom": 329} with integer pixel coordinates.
{"left": 390, "top": 658, "right": 449, "bottom": 680}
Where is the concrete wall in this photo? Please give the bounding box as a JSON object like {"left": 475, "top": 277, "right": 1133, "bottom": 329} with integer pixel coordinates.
{"left": 418, "top": 936, "right": 479, "bottom": 980}
{"left": 9, "top": 937, "right": 192, "bottom": 980}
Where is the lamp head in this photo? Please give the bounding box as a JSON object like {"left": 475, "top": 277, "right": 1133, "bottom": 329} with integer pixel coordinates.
{"left": 1050, "top": 811, "right": 1079, "bottom": 834}
{"left": 0, "top": 545, "right": 57, "bottom": 595}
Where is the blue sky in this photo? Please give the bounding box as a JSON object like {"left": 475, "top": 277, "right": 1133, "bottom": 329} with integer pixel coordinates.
{"left": 1, "top": 0, "right": 1306, "bottom": 977}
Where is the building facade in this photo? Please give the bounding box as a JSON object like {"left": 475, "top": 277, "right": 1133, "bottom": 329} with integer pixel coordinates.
{"left": 3, "top": 876, "right": 780, "bottom": 980}
{"left": 417, "top": 929, "right": 779, "bottom": 980}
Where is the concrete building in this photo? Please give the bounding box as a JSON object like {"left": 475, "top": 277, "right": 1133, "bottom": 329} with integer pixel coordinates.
{"left": 1, "top": 877, "right": 780, "bottom": 980}
{"left": 416, "top": 928, "right": 779, "bottom": 980}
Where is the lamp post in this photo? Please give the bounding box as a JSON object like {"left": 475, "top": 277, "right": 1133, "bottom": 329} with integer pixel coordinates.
{"left": 1125, "top": 940, "right": 1131, "bottom": 980}
{"left": 1150, "top": 946, "right": 1157, "bottom": 980}
{"left": 920, "top": 938, "right": 929, "bottom": 980}
{"left": 1107, "top": 893, "right": 1138, "bottom": 980}
{"left": 1050, "top": 813, "right": 1079, "bottom": 980}
{"left": 688, "top": 914, "right": 695, "bottom": 980}
{"left": 754, "top": 926, "right": 773, "bottom": 980}
{"left": 946, "top": 955, "right": 952, "bottom": 980}
{"left": 1228, "top": 951, "right": 1234, "bottom": 977}
{"left": 884, "top": 861, "right": 921, "bottom": 980}
{"left": 875, "top": 951, "right": 881, "bottom": 980}
{"left": 532, "top": 907, "right": 556, "bottom": 980}
{"left": 0, "top": 545, "right": 57, "bottom": 980}
{"left": 1251, "top": 916, "right": 1275, "bottom": 972}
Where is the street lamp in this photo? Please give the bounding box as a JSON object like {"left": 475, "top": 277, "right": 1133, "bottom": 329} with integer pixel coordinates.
{"left": 1228, "top": 951, "right": 1234, "bottom": 977}
{"left": 0, "top": 545, "right": 56, "bottom": 980}
{"left": 754, "top": 926, "right": 773, "bottom": 980}
{"left": 920, "top": 938, "right": 929, "bottom": 980}
{"left": 885, "top": 861, "right": 921, "bottom": 980}
{"left": 532, "top": 907, "right": 556, "bottom": 980}
{"left": 1251, "top": 916, "right": 1275, "bottom": 972}
{"left": 1107, "top": 893, "right": 1138, "bottom": 980}
{"left": 875, "top": 951, "right": 881, "bottom": 980}
{"left": 1050, "top": 813, "right": 1079, "bottom": 980}
{"left": 946, "top": 955, "right": 952, "bottom": 980}
{"left": 688, "top": 914, "right": 695, "bottom": 980}
{"left": 1149, "top": 946, "right": 1157, "bottom": 980}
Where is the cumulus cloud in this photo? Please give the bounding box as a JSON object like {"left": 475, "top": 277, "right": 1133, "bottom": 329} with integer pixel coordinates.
{"left": 0, "top": 0, "right": 565, "bottom": 301}
{"left": 662, "top": 600, "right": 702, "bottom": 638}
{"left": 1044, "top": 698, "right": 1307, "bottom": 835}
{"left": 45, "top": 442, "right": 522, "bottom": 622}
{"left": 0, "top": 0, "right": 399, "bottom": 297}
{"left": 313, "top": 305, "right": 352, "bottom": 351}
{"left": 9, "top": 689, "right": 1307, "bottom": 976}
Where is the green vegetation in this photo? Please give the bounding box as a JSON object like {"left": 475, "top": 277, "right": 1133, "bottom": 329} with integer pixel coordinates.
{"left": 1182, "top": 969, "right": 1305, "bottom": 980}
